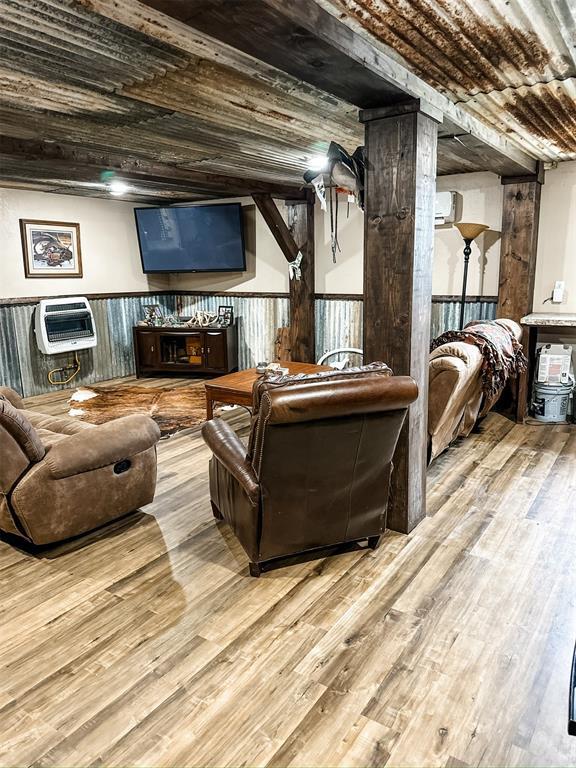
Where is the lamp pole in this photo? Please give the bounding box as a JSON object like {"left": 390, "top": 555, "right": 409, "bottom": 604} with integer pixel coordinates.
{"left": 459, "top": 237, "right": 473, "bottom": 330}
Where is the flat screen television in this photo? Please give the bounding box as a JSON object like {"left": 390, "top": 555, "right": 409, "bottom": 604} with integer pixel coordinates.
{"left": 134, "top": 203, "right": 246, "bottom": 273}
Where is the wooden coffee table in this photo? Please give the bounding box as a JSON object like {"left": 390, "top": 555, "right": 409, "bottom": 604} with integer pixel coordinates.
{"left": 204, "top": 361, "right": 332, "bottom": 419}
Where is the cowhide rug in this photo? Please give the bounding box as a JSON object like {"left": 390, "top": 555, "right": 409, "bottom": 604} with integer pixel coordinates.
{"left": 69, "top": 384, "right": 207, "bottom": 436}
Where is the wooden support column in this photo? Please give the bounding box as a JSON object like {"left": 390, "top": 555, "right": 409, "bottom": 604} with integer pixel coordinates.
{"left": 497, "top": 162, "right": 544, "bottom": 422}
{"left": 361, "top": 100, "right": 438, "bottom": 534}
{"left": 253, "top": 192, "right": 315, "bottom": 362}
{"left": 286, "top": 199, "right": 315, "bottom": 362}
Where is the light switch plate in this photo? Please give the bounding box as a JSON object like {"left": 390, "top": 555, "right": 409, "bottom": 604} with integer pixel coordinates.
{"left": 552, "top": 280, "right": 565, "bottom": 303}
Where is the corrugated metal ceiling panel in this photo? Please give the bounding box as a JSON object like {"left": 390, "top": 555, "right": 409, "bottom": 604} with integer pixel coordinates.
{"left": 322, "top": 0, "right": 576, "bottom": 160}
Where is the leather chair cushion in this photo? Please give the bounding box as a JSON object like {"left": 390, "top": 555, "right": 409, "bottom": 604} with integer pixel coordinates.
{"left": 263, "top": 375, "right": 418, "bottom": 424}
{"left": 252, "top": 361, "right": 392, "bottom": 412}
{"left": 248, "top": 361, "right": 394, "bottom": 461}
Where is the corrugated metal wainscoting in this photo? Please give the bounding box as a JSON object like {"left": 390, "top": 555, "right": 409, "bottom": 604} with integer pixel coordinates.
{"left": 2, "top": 295, "right": 176, "bottom": 397}
{"left": 0, "top": 294, "right": 496, "bottom": 397}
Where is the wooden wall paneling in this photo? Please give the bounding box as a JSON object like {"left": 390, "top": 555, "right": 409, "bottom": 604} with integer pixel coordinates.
{"left": 497, "top": 165, "right": 544, "bottom": 421}
{"left": 287, "top": 200, "right": 315, "bottom": 362}
{"left": 362, "top": 102, "right": 438, "bottom": 534}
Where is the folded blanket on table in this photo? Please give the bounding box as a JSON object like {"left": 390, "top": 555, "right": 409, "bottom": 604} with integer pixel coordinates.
{"left": 431, "top": 320, "right": 527, "bottom": 415}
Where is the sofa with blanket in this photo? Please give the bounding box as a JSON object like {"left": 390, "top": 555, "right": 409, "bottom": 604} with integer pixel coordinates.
{"left": 428, "top": 319, "right": 523, "bottom": 461}
{"left": 0, "top": 386, "right": 160, "bottom": 545}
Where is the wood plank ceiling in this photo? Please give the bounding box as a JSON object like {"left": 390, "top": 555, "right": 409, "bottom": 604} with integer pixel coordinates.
{"left": 0, "top": 0, "right": 567, "bottom": 203}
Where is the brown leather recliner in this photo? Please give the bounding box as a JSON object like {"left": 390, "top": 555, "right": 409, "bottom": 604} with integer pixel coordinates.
{"left": 202, "top": 366, "right": 418, "bottom": 575}
{"left": 0, "top": 386, "right": 160, "bottom": 546}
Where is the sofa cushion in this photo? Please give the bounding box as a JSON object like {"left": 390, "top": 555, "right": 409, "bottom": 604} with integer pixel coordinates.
{"left": 0, "top": 397, "right": 45, "bottom": 463}
{"left": 25, "top": 410, "right": 94, "bottom": 437}
{"left": 429, "top": 341, "right": 482, "bottom": 369}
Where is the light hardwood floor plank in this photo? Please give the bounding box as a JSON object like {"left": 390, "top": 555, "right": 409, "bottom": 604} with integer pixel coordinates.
{"left": 0, "top": 377, "right": 574, "bottom": 767}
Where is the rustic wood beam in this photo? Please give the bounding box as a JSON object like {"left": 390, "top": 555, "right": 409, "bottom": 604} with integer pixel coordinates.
{"left": 252, "top": 194, "right": 301, "bottom": 262}
{"left": 287, "top": 200, "right": 315, "bottom": 362}
{"left": 253, "top": 193, "right": 315, "bottom": 362}
{"left": 362, "top": 100, "right": 438, "bottom": 534}
{"left": 0, "top": 137, "right": 308, "bottom": 200}
{"left": 261, "top": 0, "right": 536, "bottom": 176}
{"left": 140, "top": 0, "right": 405, "bottom": 108}
{"left": 497, "top": 162, "right": 545, "bottom": 422}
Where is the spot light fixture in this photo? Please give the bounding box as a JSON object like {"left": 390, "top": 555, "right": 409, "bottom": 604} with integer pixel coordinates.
{"left": 306, "top": 155, "right": 328, "bottom": 173}
{"left": 108, "top": 179, "right": 129, "bottom": 196}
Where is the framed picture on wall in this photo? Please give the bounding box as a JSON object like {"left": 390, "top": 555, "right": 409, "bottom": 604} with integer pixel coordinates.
{"left": 218, "top": 305, "right": 234, "bottom": 327}
{"left": 20, "top": 220, "right": 83, "bottom": 278}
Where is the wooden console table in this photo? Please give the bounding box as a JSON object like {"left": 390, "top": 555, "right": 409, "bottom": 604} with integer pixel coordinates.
{"left": 517, "top": 313, "right": 576, "bottom": 421}
{"left": 133, "top": 323, "right": 238, "bottom": 377}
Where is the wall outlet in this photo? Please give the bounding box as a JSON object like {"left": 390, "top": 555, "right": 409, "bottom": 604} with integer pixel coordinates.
{"left": 552, "top": 280, "right": 565, "bottom": 303}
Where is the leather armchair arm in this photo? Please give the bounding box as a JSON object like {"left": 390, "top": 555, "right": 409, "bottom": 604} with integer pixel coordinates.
{"left": 45, "top": 414, "right": 160, "bottom": 479}
{"left": 201, "top": 418, "right": 260, "bottom": 504}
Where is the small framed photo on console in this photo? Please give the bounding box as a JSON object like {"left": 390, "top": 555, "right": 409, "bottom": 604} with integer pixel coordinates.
{"left": 143, "top": 305, "right": 164, "bottom": 326}
{"left": 20, "top": 220, "right": 83, "bottom": 278}
{"left": 218, "top": 305, "right": 234, "bottom": 327}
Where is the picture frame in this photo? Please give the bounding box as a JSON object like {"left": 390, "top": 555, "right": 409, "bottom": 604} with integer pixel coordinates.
{"left": 143, "top": 304, "right": 164, "bottom": 326}
{"left": 218, "top": 305, "right": 234, "bottom": 327}
{"left": 20, "top": 220, "right": 83, "bottom": 278}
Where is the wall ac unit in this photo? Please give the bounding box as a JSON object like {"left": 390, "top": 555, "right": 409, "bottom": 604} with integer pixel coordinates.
{"left": 435, "top": 190, "right": 458, "bottom": 225}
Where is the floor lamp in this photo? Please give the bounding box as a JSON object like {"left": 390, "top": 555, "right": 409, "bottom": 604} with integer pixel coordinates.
{"left": 455, "top": 222, "right": 489, "bottom": 329}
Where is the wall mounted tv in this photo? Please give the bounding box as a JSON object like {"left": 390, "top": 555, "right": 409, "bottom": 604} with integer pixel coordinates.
{"left": 134, "top": 203, "right": 246, "bottom": 273}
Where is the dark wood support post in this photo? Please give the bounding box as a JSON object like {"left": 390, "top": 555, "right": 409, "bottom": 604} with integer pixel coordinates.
{"left": 361, "top": 100, "right": 438, "bottom": 534}
{"left": 497, "top": 162, "right": 544, "bottom": 422}
{"left": 286, "top": 199, "right": 315, "bottom": 362}
{"left": 253, "top": 192, "right": 315, "bottom": 362}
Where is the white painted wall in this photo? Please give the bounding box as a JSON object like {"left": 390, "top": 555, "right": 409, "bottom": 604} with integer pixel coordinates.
{"left": 314, "top": 173, "right": 503, "bottom": 296}
{"left": 3, "top": 162, "right": 575, "bottom": 306}
{"left": 533, "top": 160, "right": 576, "bottom": 313}
{"left": 0, "top": 188, "right": 168, "bottom": 298}
{"left": 435, "top": 173, "right": 502, "bottom": 296}
{"left": 315, "top": 197, "right": 364, "bottom": 294}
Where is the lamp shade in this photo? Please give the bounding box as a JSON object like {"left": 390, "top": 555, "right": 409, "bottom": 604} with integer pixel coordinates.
{"left": 455, "top": 222, "right": 489, "bottom": 240}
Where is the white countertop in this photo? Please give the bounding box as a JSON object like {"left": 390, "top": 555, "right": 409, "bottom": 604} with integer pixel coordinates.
{"left": 521, "top": 313, "right": 576, "bottom": 327}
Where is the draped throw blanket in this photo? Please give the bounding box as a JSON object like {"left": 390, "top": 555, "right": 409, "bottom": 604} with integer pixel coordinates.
{"left": 431, "top": 320, "right": 527, "bottom": 414}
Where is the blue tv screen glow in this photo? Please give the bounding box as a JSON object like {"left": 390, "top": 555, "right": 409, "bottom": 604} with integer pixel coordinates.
{"left": 135, "top": 203, "right": 246, "bottom": 273}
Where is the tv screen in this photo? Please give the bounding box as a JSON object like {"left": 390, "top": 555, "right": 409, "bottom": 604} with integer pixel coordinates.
{"left": 134, "top": 203, "right": 246, "bottom": 273}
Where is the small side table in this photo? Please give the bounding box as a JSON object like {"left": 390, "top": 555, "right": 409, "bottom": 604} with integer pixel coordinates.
{"left": 517, "top": 313, "right": 576, "bottom": 422}
{"left": 204, "top": 361, "right": 332, "bottom": 419}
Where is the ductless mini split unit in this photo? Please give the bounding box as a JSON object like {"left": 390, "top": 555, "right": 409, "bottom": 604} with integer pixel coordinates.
{"left": 435, "top": 191, "right": 459, "bottom": 226}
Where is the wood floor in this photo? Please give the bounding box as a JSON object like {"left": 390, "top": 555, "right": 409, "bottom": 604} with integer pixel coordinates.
{"left": 2, "top": 376, "right": 576, "bottom": 767}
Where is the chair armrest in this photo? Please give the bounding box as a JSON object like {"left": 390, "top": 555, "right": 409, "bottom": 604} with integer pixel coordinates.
{"left": 201, "top": 418, "right": 259, "bottom": 504}
{"left": 45, "top": 414, "right": 160, "bottom": 479}
{"left": 0, "top": 387, "right": 24, "bottom": 409}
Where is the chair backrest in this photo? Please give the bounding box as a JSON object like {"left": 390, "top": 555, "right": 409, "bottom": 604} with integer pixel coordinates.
{"left": 248, "top": 370, "right": 418, "bottom": 560}
{"left": 0, "top": 396, "right": 45, "bottom": 494}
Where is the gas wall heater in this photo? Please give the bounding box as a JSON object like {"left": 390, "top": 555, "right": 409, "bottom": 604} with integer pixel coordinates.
{"left": 35, "top": 297, "right": 97, "bottom": 355}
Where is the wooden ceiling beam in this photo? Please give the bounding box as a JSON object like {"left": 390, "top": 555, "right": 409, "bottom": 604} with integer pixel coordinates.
{"left": 0, "top": 136, "right": 308, "bottom": 200}
{"left": 137, "top": 0, "right": 536, "bottom": 175}
{"left": 269, "top": 0, "right": 538, "bottom": 174}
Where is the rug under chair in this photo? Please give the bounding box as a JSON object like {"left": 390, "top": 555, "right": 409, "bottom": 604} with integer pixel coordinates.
{"left": 69, "top": 384, "right": 207, "bottom": 436}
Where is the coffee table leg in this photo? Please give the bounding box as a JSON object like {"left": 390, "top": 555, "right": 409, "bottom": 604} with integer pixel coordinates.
{"left": 206, "top": 393, "right": 214, "bottom": 420}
